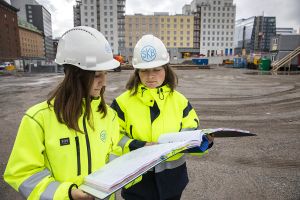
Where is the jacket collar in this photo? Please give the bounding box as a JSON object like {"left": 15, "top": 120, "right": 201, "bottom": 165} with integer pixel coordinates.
{"left": 135, "top": 84, "right": 171, "bottom": 107}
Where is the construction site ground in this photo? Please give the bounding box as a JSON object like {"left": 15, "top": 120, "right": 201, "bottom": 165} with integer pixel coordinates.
{"left": 0, "top": 66, "right": 299, "bottom": 200}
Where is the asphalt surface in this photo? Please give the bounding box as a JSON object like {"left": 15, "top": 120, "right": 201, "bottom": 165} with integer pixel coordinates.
{"left": 0, "top": 66, "right": 299, "bottom": 200}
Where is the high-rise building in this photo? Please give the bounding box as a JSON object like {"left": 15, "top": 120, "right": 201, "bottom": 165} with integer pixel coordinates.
{"left": 73, "top": 1, "right": 81, "bottom": 27}
{"left": 0, "top": 0, "right": 21, "bottom": 61}
{"left": 10, "top": 0, "right": 38, "bottom": 20}
{"left": 235, "top": 16, "right": 276, "bottom": 54}
{"left": 124, "top": 13, "right": 194, "bottom": 61}
{"left": 73, "top": 0, "right": 125, "bottom": 55}
{"left": 11, "top": 0, "right": 55, "bottom": 61}
{"left": 187, "top": 0, "right": 236, "bottom": 57}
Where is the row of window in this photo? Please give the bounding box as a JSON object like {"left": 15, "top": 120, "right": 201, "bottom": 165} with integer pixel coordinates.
{"left": 203, "top": 18, "right": 235, "bottom": 23}
{"left": 128, "top": 18, "right": 191, "bottom": 23}
{"left": 203, "top": 12, "right": 235, "bottom": 17}
{"left": 203, "top": 36, "right": 233, "bottom": 41}
{"left": 203, "top": 42, "right": 234, "bottom": 47}
{"left": 128, "top": 42, "right": 191, "bottom": 47}
{"left": 128, "top": 24, "right": 192, "bottom": 29}
{"left": 203, "top": 6, "right": 234, "bottom": 11}
{"left": 83, "top": 0, "right": 115, "bottom": 5}
{"left": 203, "top": 24, "right": 234, "bottom": 29}
{"left": 127, "top": 31, "right": 191, "bottom": 36}
{"left": 203, "top": 31, "right": 234, "bottom": 36}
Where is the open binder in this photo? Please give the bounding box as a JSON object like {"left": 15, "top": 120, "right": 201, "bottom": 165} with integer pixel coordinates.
{"left": 79, "top": 128, "right": 254, "bottom": 199}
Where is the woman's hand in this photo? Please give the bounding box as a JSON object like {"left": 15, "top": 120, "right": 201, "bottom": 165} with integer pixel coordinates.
{"left": 71, "top": 189, "right": 94, "bottom": 200}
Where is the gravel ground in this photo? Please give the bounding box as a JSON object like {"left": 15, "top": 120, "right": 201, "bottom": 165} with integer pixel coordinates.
{"left": 0, "top": 66, "right": 299, "bottom": 200}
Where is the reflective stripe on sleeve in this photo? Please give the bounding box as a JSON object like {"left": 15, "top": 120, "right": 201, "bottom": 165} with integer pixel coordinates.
{"left": 40, "top": 181, "right": 60, "bottom": 200}
{"left": 183, "top": 102, "right": 193, "bottom": 118}
{"left": 154, "top": 154, "right": 186, "bottom": 173}
{"left": 19, "top": 169, "right": 50, "bottom": 198}
{"left": 118, "top": 135, "right": 130, "bottom": 149}
{"left": 109, "top": 154, "right": 119, "bottom": 162}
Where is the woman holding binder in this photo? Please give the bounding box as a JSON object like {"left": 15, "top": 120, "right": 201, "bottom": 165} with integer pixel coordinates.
{"left": 111, "top": 35, "right": 213, "bottom": 200}
{"left": 4, "top": 26, "right": 121, "bottom": 200}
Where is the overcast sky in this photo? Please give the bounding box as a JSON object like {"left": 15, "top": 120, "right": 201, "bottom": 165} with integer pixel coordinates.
{"left": 34, "top": 0, "right": 300, "bottom": 38}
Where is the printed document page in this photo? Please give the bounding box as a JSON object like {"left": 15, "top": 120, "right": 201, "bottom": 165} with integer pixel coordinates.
{"left": 82, "top": 141, "right": 192, "bottom": 194}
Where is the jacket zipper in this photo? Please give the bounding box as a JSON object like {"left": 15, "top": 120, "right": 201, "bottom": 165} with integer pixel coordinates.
{"left": 83, "top": 115, "right": 92, "bottom": 174}
{"left": 75, "top": 136, "right": 81, "bottom": 175}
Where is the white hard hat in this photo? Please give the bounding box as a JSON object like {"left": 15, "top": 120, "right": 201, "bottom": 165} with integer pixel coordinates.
{"left": 132, "top": 34, "right": 169, "bottom": 69}
{"left": 55, "top": 26, "right": 119, "bottom": 71}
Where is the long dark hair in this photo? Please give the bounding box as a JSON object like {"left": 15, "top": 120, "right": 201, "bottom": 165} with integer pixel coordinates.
{"left": 47, "top": 64, "right": 107, "bottom": 133}
{"left": 126, "top": 64, "right": 178, "bottom": 95}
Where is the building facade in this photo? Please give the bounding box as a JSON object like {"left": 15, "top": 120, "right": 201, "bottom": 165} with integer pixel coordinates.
{"left": 270, "top": 34, "right": 300, "bottom": 66}
{"left": 276, "top": 27, "right": 297, "bottom": 35}
{"left": 235, "top": 16, "right": 276, "bottom": 55}
{"left": 18, "top": 19, "right": 44, "bottom": 58}
{"left": 187, "top": 0, "right": 236, "bottom": 56}
{"left": 11, "top": 0, "right": 54, "bottom": 61}
{"left": 124, "top": 13, "right": 194, "bottom": 62}
{"left": 74, "top": 0, "right": 126, "bottom": 55}
{"left": 0, "top": 0, "right": 21, "bottom": 61}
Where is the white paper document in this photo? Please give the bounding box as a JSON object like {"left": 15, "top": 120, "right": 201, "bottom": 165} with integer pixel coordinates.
{"left": 79, "top": 128, "right": 252, "bottom": 199}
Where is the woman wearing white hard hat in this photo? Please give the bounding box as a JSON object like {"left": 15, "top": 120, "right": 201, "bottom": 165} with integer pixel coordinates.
{"left": 4, "top": 26, "right": 121, "bottom": 200}
{"left": 111, "top": 35, "right": 213, "bottom": 200}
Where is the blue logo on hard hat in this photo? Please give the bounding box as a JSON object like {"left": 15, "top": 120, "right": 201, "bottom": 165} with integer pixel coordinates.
{"left": 141, "top": 45, "right": 156, "bottom": 62}
{"left": 105, "top": 43, "right": 112, "bottom": 54}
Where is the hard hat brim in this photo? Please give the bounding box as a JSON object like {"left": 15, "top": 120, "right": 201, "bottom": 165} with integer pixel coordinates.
{"left": 133, "top": 60, "right": 169, "bottom": 69}
{"left": 55, "top": 58, "right": 120, "bottom": 71}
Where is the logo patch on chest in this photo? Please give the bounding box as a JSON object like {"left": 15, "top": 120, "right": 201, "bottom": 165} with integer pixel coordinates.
{"left": 100, "top": 130, "right": 107, "bottom": 142}
{"left": 60, "top": 138, "right": 70, "bottom": 146}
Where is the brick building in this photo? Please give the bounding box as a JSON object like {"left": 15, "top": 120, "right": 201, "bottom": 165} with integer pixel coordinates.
{"left": 0, "top": 0, "right": 21, "bottom": 61}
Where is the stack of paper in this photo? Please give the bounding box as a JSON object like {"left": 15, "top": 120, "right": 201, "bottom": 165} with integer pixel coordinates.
{"left": 80, "top": 128, "right": 254, "bottom": 199}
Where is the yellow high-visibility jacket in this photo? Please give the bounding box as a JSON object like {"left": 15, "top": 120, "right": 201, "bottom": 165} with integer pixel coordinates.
{"left": 4, "top": 98, "right": 121, "bottom": 200}
{"left": 111, "top": 84, "right": 199, "bottom": 153}
{"left": 111, "top": 84, "right": 203, "bottom": 197}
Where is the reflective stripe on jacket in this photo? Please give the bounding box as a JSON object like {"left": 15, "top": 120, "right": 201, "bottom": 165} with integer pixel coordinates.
{"left": 4, "top": 99, "right": 121, "bottom": 199}
{"left": 111, "top": 84, "right": 200, "bottom": 170}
